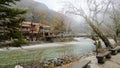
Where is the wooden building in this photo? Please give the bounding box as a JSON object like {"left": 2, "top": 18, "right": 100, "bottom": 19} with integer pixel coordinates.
{"left": 21, "top": 22, "right": 51, "bottom": 41}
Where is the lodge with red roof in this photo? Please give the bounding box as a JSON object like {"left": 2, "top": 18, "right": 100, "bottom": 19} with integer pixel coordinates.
{"left": 22, "top": 22, "right": 51, "bottom": 41}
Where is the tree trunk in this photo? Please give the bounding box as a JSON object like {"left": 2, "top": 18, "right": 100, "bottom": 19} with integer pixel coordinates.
{"left": 85, "top": 17, "right": 113, "bottom": 48}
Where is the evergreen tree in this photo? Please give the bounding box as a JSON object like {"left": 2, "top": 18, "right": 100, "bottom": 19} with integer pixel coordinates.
{"left": 0, "top": 0, "right": 27, "bottom": 41}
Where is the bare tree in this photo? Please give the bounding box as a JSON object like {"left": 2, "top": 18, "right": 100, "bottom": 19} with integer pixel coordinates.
{"left": 109, "top": 0, "right": 120, "bottom": 42}
{"left": 62, "top": 0, "right": 113, "bottom": 48}
{"left": 50, "top": 15, "right": 66, "bottom": 34}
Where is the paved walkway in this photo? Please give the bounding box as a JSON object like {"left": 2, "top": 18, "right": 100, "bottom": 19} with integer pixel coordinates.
{"left": 98, "top": 54, "right": 120, "bottom": 68}
{"left": 56, "top": 53, "right": 120, "bottom": 68}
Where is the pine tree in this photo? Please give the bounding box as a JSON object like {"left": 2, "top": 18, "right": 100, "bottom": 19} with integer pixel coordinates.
{"left": 0, "top": 0, "right": 27, "bottom": 42}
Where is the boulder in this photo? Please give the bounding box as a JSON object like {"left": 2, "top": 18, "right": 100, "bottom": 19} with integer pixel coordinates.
{"left": 15, "top": 65, "right": 23, "bottom": 68}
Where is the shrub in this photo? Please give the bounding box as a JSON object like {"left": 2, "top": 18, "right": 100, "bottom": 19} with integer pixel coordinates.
{"left": 13, "top": 39, "right": 28, "bottom": 47}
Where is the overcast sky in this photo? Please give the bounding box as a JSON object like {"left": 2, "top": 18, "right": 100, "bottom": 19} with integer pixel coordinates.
{"left": 34, "top": 0, "right": 63, "bottom": 11}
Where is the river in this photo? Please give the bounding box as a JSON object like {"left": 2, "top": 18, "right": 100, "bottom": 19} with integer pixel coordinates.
{"left": 32, "top": 37, "right": 115, "bottom": 60}
{"left": 0, "top": 37, "right": 116, "bottom": 67}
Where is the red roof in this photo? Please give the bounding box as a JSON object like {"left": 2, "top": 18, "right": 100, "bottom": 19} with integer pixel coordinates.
{"left": 22, "top": 22, "right": 40, "bottom": 26}
{"left": 22, "top": 22, "right": 51, "bottom": 33}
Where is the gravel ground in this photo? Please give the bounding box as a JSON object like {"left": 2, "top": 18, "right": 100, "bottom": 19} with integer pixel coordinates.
{"left": 56, "top": 53, "right": 120, "bottom": 68}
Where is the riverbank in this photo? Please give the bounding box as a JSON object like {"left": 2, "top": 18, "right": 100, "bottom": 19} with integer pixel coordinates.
{"left": 0, "top": 38, "right": 74, "bottom": 48}
{"left": 0, "top": 41, "right": 79, "bottom": 51}
{"left": 13, "top": 52, "right": 120, "bottom": 68}
{"left": 55, "top": 53, "right": 96, "bottom": 68}
{"left": 17, "top": 53, "right": 95, "bottom": 68}
{"left": 56, "top": 53, "right": 120, "bottom": 68}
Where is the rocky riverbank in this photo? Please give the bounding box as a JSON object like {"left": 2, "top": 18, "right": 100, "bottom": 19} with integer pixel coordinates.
{"left": 15, "top": 53, "right": 95, "bottom": 68}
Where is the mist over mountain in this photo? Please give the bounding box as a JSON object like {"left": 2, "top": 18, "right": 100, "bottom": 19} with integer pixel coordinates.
{"left": 16, "top": 0, "right": 49, "bottom": 10}
{"left": 14, "top": 0, "right": 60, "bottom": 23}
{"left": 14, "top": 0, "right": 90, "bottom": 34}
